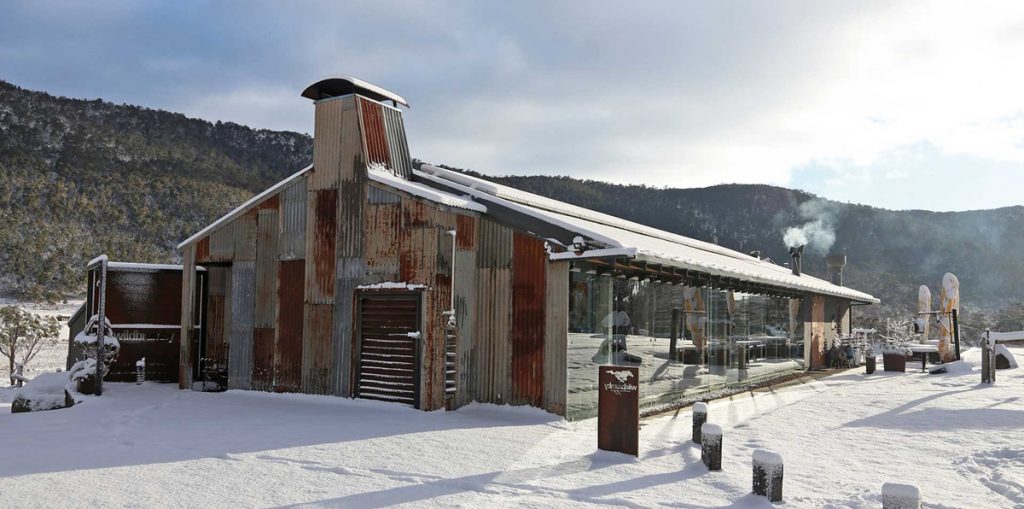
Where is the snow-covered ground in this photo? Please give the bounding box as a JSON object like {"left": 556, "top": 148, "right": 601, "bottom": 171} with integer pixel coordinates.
{"left": 1, "top": 347, "right": 1022, "bottom": 508}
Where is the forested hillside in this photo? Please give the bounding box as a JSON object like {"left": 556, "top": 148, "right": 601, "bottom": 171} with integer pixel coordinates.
{"left": 0, "top": 80, "right": 311, "bottom": 300}
{"left": 2, "top": 78, "right": 1022, "bottom": 335}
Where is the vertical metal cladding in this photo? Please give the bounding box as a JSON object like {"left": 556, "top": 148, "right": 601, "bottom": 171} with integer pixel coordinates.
{"left": 206, "top": 265, "right": 229, "bottom": 366}
{"left": 252, "top": 204, "right": 279, "bottom": 391}
{"left": 209, "top": 223, "right": 235, "bottom": 262}
{"left": 196, "top": 236, "right": 210, "bottom": 264}
{"left": 357, "top": 97, "right": 392, "bottom": 171}
{"left": 333, "top": 257, "right": 365, "bottom": 396}
{"left": 178, "top": 244, "right": 196, "bottom": 389}
{"left": 381, "top": 106, "right": 412, "bottom": 179}
{"left": 511, "top": 232, "right": 546, "bottom": 407}
{"left": 544, "top": 261, "right": 569, "bottom": 415}
{"left": 304, "top": 303, "right": 335, "bottom": 394}
{"left": 311, "top": 98, "right": 343, "bottom": 190}
{"left": 309, "top": 189, "right": 338, "bottom": 302}
{"left": 474, "top": 218, "right": 513, "bottom": 404}
{"left": 254, "top": 207, "right": 279, "bottom": 327}
{"left": 228, "top": 261, "right": 256, "bottom": 390}
{"left": 233, "top": 209, "right": 258, "bottom": 261}
{"left": 364, "top": 187, "right": 401, "bottom": 280}
{"left": 279, "top": 178, "right": 308, "bottom": 260}
{"left": 276, "top": 260, "right": 305, "bottom": 392}
{"left": 453, "top": 214, "right": 478, "bottom": 407}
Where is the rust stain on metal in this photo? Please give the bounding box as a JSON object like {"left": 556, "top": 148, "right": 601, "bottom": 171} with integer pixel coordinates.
{"left": 304, "top": 303, "right": 335, "bottom": 394}
{"left": 195, "top": 236, "right": 210, "bottom": 263}
{"left": 252, "top": 327, "right": 275, "bottom": 390}
{"left": 364, "top": 202, "right": 400, "bottom": 278}
{"left": 456, "top": 214, "right": 476, "bottom": 250}
{"left": 359, "top": 97, "right": 391, "bottom": 169}
{"left": 256, "top": 194, "right": 280, "bottom": 211}
{"left": 276, "top": 260, "right": 305, "bottom": 392}
{"left": 512, "top": 232, "right": 546, "bottom": 407}
{"left": 312, "top": 188, "right": 338, "bottom": 299}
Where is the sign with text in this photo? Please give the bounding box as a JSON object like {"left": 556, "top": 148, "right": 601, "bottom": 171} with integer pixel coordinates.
{"left": 598, "top": 366, "right": 639, "bottom": 456}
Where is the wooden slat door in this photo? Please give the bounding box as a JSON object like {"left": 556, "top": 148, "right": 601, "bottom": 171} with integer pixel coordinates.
{"left": 356, "top": 294, "right": 421, "bottom": 406}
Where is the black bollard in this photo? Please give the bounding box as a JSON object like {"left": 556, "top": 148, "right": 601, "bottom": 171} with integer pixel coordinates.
{"left": 701, "top": 423, "right": 722, "bottom": 471}
{"left": 882, "top": 482, "right": 921, "bottom": 509}
{"left": 752, "top": 450, "right": 783, "bottom": 502}
{"left": 692, "top": 402, "right": 708, "bottom": 444}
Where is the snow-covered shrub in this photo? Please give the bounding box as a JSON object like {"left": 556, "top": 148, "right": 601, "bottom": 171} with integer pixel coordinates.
{"left": 881, "top": 316, "right": 915, "bottom": 356}
{"left": 73, "top": 315, "right": 120, "bottom": 379}
{"left": 11, "top": 371, "right": 74, "bottom": 413}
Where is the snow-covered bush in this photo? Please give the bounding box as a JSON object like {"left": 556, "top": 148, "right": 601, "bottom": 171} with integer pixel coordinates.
{"left": 881, "top": 316, "right": 915, "bottom": 356}
{"left": 73, "top": 315, "right": 120, "bottom": 379}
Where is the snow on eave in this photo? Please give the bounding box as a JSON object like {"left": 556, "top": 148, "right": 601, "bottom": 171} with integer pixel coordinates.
{"left": 419, "top": 164, "right": 760, "bottom": 264}
{"left": 414, "top": 170, "right": 624, "bottom": 249}
{"left": 369, "top": 164, "right": 486, "bottom": 213}
{"left": 177, "top": 164, "right": 313, "bottom": 250}
{"left": 418, "top": 164, "right": 879, "bottom": 304}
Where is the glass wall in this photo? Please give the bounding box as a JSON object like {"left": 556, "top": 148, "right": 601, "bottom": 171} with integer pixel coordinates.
{"left": 566, "top": 263, "right": 806, "bottom": 420}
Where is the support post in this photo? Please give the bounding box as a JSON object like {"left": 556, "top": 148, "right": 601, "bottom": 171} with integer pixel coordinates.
{"left": 952, "top": 309, "right": 960, "bottom": 361}
{"left": 692, "top": 402, "right": 708, "bottom": 444}
{"left": 94, "top": 258, "right": 107, "bottom": 396}
{"left": 670, "top": 308, "right": 680, "bottom": 361}
{"left": 982, "top": 330, "right": 995, "bottom": 384}
{"left": 701, "top": 422, "right": 722, "bottom": 471}
{"left": 752, "top": 450, "right": 783, "bottom": 502}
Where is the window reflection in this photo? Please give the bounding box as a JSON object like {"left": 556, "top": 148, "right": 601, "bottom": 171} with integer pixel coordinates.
{"left": 566, "top": 262, "right": 808, "bottom": 420}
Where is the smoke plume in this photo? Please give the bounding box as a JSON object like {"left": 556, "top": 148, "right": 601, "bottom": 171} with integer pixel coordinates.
{"left": 782, "top": 199, "right": 837, "bottom": 255}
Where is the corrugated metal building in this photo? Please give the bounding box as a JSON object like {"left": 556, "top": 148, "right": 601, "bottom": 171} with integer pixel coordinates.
{"left": 175, "top": 76, "right": 878, "bottom": 418}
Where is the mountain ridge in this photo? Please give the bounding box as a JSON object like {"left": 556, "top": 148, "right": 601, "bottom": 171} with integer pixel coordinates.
{"left": 2, "top": 78, "right": 1021, "bottom": 335}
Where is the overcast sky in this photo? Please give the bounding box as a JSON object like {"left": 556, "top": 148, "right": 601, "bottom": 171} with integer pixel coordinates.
{"left": 2, "top": 1, "right": 1023, "bottom": 211}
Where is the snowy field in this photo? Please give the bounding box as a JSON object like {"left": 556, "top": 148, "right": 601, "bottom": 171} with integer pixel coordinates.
{"left": 1, "top": 347, "right": 1022, "bottom": 508}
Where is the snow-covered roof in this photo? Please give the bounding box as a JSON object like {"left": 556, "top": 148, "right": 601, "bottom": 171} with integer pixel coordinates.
{"left": 417, "top": 164, "right": 879, "bottom": 304}
{"left": 177, "top": 165, "right": 313, "bottom": 250}
{"left": 301, "top": 75, "right": 410, "bottom": 107}
{"left": 368, "top": 164, "right": 486, "bottom": 213}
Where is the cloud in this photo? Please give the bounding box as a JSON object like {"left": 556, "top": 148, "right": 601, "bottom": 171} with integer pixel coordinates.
{"left": 1, "top": 1, "right": 1022, "bottom": 210}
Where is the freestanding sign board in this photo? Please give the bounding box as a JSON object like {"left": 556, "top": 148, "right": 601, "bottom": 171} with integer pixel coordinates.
{"left": 598, "top": 365, "right": 639, "bottom": 456}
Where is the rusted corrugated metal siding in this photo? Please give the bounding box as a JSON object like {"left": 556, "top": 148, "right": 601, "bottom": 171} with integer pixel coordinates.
{"left": 364, "top": 196, "right": 401, "bottom": 281}
{"left": 511, "top": 233, "right": 546, "bottom": 407}
{"left": 304, "top": 304, "right": 335, "bottom": 394}
{"left": 209, "top": 224, "right": 235, "bottom": 262}
{"left": 252, "top": 327, "right": 275, "bottom": 390}
{"left": 333, "top": 257, "right": 365, "bottom": 396}
{"left": 179, "top": 244, "right": 196, "bottom": 389}
{"left": 543, "top": 261, "right": 569, "bottom": 415}
{"left": 252, "top": 205, "right": 279, "bottom": 391}
{"left": 228, "top": 260, "right": 255, "bottom": 389}
{"left": 311, "top": 98, "right": 343, "bottom": 190}
{"left": 196, "top": 236, "right": 210, "bottom": 264}
{"left": 381, "top": 106, "right": 411, "bottom": 178}
{"left": 453, "top": 214, "right": 478, "bottom": 407}
{"left": 358, "top": 97, "right": 392, "bottom": 171}
{"left": 303, "top": 184, "right": 339, "bottom": 394}
{"left": 474, "top": 218, "right": 513, "bottom": 404}
{"left": 206, "top": 265, "right": 229, "bottom": 366}
{"left": 233, "top": 210, "right": 258, "bottom": 261}
{"left": 255, "top": 208, "right": 279, "bottom": 327}
{"left": 279, "top": 178, "right": 307, "bottom": 260}
{"left": 275, "top": 259, "right": 305, "bottom": 392}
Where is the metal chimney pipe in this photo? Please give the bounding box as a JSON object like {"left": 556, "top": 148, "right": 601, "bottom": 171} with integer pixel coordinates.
{"left": 789, "top": 245, "right": 804, "bottom": 277}
{"left": 826, "top": 254, "right": 847, "bottom": 286}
